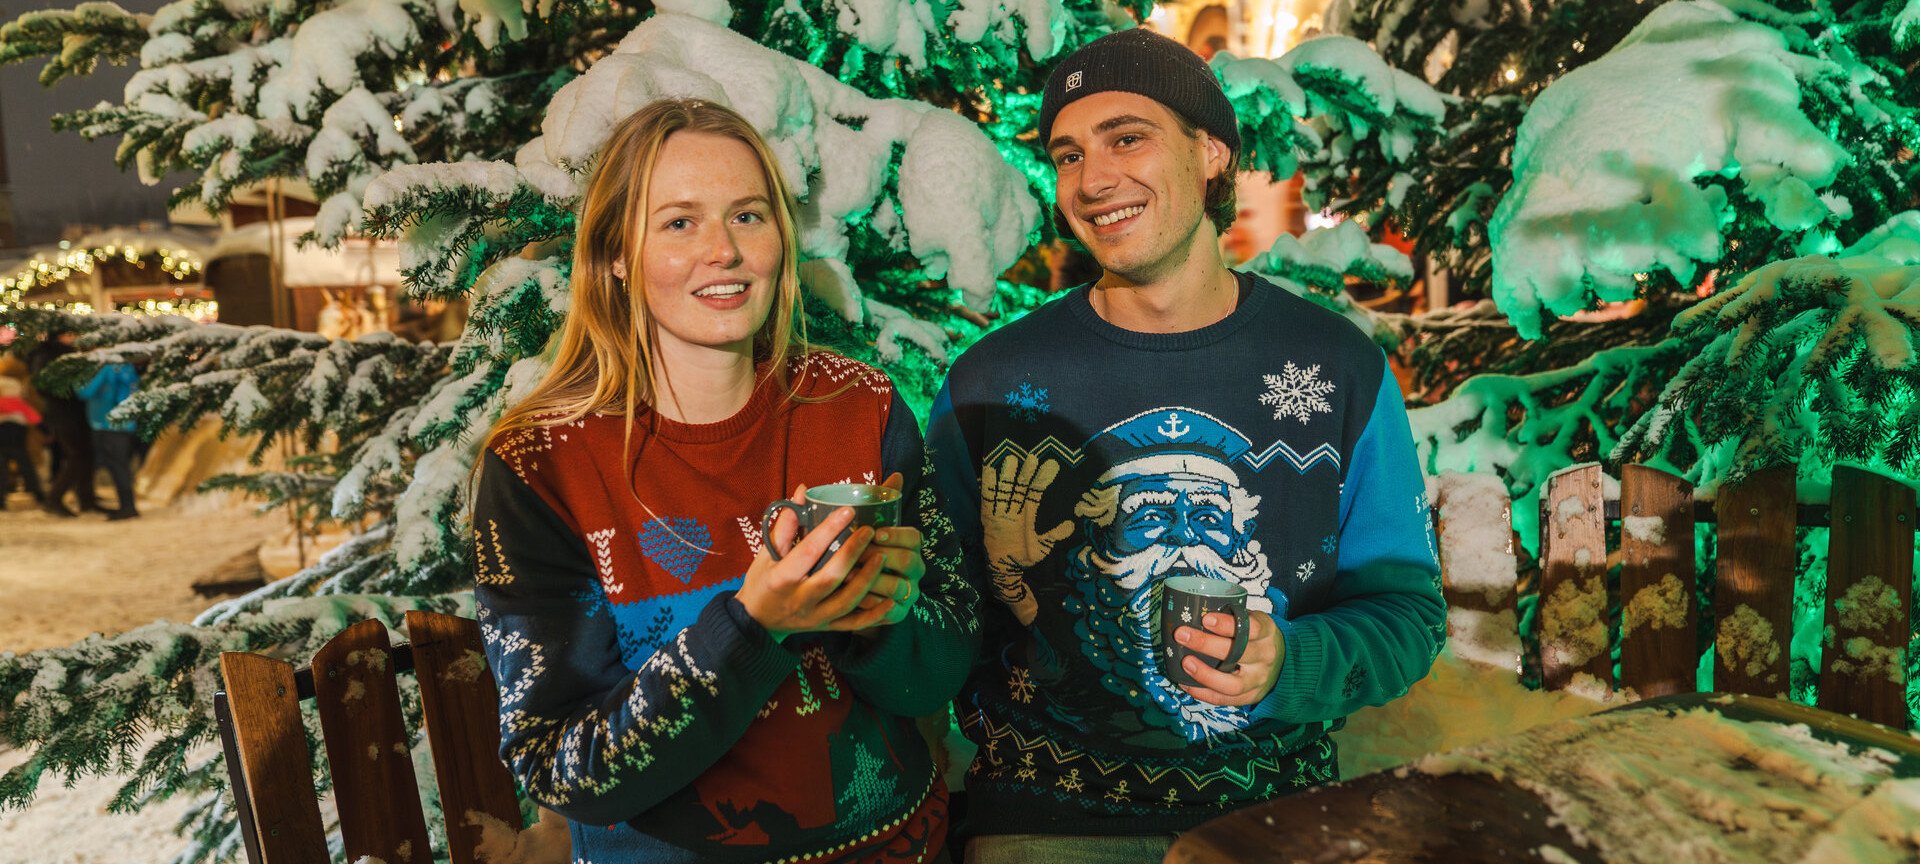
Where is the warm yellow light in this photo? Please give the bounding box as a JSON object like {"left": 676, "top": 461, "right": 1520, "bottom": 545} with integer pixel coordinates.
{"left": 1504, "top": 68, "right": 1518, "bottom": 82}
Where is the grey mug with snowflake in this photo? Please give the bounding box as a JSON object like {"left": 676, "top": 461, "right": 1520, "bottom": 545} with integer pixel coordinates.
{"left": 761, "top": 483, "right": 901, "bottom": 571}
{"left": 1158, "top": 575, "right": 1250, "bottom": 688}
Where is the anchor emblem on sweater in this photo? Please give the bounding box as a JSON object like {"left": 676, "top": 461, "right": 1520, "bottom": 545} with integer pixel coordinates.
{"left": 1158, "top": 412, "right": 1189, "bottom": 439}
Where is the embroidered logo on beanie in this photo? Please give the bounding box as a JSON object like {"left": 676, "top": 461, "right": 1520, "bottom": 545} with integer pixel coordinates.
{"left": 1038, "top": 28, "right": 1240, "bottom": 153}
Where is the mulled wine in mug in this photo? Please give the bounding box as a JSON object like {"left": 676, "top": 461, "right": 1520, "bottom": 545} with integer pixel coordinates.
{"left": 1159, "top": 576, "right": 1250, "bottom": 688}
{"left": 761, "top": 483, "right": 901, "bottom": 567}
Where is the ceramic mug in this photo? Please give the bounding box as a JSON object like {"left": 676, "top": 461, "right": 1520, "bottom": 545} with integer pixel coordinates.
{"left": 760, "top": 483, "right": 901, "bottom": 567}
{"left": 1159, "top": 576, "right": 1250, "bottom": 688}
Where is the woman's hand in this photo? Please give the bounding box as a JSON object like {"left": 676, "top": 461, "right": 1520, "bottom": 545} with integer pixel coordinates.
{"left": 737, "top": 487, "right": 896, "bottom": 642}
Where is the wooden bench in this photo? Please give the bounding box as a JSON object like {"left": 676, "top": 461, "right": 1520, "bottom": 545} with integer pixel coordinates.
{"left": 1431, "top": 463, "right": 1914, "bottom": 729}
{"left": 214, "top": 611, "right": 524, "bottom": 864}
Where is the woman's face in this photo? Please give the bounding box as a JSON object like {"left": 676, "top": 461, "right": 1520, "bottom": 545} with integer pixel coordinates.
{"left": 634, "top": 130, "right": 783, "bottom": 362}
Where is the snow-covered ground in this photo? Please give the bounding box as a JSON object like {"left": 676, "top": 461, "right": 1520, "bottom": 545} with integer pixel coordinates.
{"left": 0, "top": 489, "right": 281, "bottom": 655}
{"left": 0, "top": 741, "right": 210, "bottom": 864}
{"left": 0, "top": 487, "right": 279, "bottom": 863}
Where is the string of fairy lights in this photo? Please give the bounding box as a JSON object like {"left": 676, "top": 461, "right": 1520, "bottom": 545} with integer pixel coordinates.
{"left": 0, "top": 240, "right": 214, "bottom": 319}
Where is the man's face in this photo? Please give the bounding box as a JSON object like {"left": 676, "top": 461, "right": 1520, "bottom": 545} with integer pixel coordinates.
{"left": 1110, "top": 475, "right": 1241, "bottom": 561}
{"left": 1047, "top": 91, "right": 1229, "bottom": 285}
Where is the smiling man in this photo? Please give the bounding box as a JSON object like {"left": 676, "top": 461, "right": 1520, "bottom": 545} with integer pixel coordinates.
{"left": 926, "top": 27, "right": 1448, "bottom": 863}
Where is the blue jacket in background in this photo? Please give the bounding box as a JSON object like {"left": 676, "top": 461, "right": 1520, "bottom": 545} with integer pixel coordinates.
{"left": 77, "top": 364, "right": 138, "bottom": 432}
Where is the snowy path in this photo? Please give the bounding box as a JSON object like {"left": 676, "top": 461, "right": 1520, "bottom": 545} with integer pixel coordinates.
{"left": 0, "top": 490, "right": 281, "bottom": 655}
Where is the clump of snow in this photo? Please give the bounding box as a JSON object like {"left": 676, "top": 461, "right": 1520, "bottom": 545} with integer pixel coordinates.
{"left": 1842, "top": 211, "right": 1920, "bottom": 265}
{"left": 1832, "top": 575, "right": 1902, "bottom": 633}
{"left": 441, "top": 649, "right": 488, "bottom": 684}
{"left": 1622, "top": 514, "right": 1666, "bottom": 545}
{"left": 1540, "top": 576, "right": 1609, "bottom": 670}
{"left": 1826, "top": 575, "right": 1906, "bottom": 684}
{"left": 1489, "top": 1, "right": 1853, "bottom": 337}
{"left": 1447, "top": 606, "right": 1521, "bottom": 669}
{"left": 1430, "top": 470, "right": 1516, "bottom": 598}
{"left": 468, "top": 806, "right": 572, "bottom": 864}
{"left": 1411, "top": 706, "right": 1918, "bottom": 863}
{"left": 257, "top": 0, "right": 428, "bottom": 122}
{"left": 1622, "top": 573, "right": 1690, "bottom": 638}
{"left": 1716, "top": 603, "right": 1783, "bottom": 686}
{"left": 1281, "top": 35, "right": 1445, "bottom": 122}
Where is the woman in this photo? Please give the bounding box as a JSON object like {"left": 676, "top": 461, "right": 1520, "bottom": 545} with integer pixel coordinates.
{"left": 472, "top": 99, "right": 977, "bottom": 863}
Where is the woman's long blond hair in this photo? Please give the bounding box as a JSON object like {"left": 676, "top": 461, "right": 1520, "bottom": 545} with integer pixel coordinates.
{"left": 488, "top": 99, "right": 811, "bottom": 453}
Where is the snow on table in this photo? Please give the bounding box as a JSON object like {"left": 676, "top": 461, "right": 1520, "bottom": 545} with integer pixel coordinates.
{"left": 1411, "top": 704, "right": 1920, "bottom": 863}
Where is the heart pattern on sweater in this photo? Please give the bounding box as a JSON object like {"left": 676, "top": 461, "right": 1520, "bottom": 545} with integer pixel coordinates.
{"left": 636, "top": 518, "right": 711, "bottom": 583}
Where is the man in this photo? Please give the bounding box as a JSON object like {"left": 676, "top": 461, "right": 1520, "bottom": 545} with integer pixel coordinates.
{"left": 77, "top": 361, "right": 140, "bottom": 520}
{"left": 926, "top": 28, "right": 1446, "bottom": 862}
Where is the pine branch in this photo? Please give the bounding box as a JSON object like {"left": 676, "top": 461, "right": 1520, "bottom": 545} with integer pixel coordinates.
{"left": 0, "top": 2, "right": 149, "bottom": 86}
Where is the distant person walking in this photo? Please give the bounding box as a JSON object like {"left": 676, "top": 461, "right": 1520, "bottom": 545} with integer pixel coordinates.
{"left": 0, "top": 376, "right": 46, "bottom": 509}
{"left": 77, "top": 362, "right": 141, "bottom": 520}
{"left": 27, "top": 327, "right": 99, "bottom": 517}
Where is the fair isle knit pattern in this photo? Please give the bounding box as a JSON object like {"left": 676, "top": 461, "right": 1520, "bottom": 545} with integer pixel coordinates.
{"left": 474, "top": 353, "right": 978, "bottom": 863}
{"left": 927, "top": 272, "right": 1446, "bottom": 838}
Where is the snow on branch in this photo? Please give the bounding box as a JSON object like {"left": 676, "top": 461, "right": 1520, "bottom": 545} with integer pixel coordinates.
{"left": 1411, "top": 339, "right": 1693, "bottom": 552}
{"left": 0, "top": 2, "right": 149, "bottom": 85}
{"left": 522, "top": 12, "right": 1040, "bottom": 315}
{"left": 1617, "top": 250, "right": 1920, "bottom": 497}
{"left": 1215, "top": 35, "right": 1444, "bottom": 220}
{"left": 1488, "top": 0, "right": 1867, "bottom": 338}
{"left": 0, "top": 592, "right": 468, "bottom": 811}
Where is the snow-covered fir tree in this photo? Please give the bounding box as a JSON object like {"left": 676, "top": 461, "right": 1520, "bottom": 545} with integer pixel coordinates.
{"left": 0, "top": 0, "right": 1446, "bottom": 859}
{"left": 3, "top": 0, "right": 1918, "bottom": 855}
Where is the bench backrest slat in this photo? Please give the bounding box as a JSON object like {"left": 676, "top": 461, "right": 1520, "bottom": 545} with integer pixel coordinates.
{"left": 1618, "top": 465, "right": 1698, "bottom": 698}
{"left": 1819, "top": 465, "right": 1914, "bottom": 729}
{"left": 1710, "top": 467, "right": 1797, "bottom": 700}
{"left": 309, "top": 619, "right": 434, "bottom": 864}
{"left": 1538, "top": 464, "right": 1611, "bottom": 690}
{"left": 405, "top": 610, "right": 525, "bottom": 862}
{"left": 218, "top": 651, "right": 330, "bottom": 864}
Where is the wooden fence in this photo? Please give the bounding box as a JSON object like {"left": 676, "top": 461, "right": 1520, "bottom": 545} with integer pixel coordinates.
{"left": 1431, "top": 464, "right": 1914, "bottom": 730}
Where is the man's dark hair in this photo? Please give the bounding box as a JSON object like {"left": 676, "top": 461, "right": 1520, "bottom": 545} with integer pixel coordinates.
{"left": 1172, "top": 110, "right": 1239, "bottom": 235}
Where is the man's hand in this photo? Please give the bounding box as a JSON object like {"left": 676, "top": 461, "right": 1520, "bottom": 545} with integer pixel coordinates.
{"left": 1175, "top": 611, "right": 1285, "bottom": 707}
{"left": 980, "top": 454, "right": 1070, "bottom": 626}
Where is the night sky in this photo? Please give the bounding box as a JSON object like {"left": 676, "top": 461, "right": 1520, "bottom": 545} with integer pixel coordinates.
{"left": 2, "top": 0, "right": 191, "bottom": 250}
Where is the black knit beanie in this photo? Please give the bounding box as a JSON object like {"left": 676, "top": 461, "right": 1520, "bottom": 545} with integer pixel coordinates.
{"left": 1038, "top": 28, "right": 1240, "bottom": 153}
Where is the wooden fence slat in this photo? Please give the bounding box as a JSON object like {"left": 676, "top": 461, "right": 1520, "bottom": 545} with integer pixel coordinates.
{"left": 406, "top": 610, "right": 524, "bottom": 863}
{"left": 1712, "top": 468, "right": 1797, "bottom": 699}
{"left": 1619, "top": 465, "right": 1698, "bottom": 698}
{"left": 1818, "top": 465, "right": 1914, "bottom": 729}
{"left": 1433, "top": 473, "right": 1521, "bottom": 672}
{"left": 1537, "top": 464, "right": 1611, "bottom": 690}
{"left": 219, "top": 652, "right": 329, "bottom": 864}
{"left": 310, "top": 620, "right": 434, "bottom": 864}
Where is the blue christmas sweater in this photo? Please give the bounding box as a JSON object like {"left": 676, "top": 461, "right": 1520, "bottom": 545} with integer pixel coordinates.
{"left": 472, "top": 354, "right": 979, "bottom": 862}
{"left": 926, "top": 272, "right": 1446, "bottom": 837}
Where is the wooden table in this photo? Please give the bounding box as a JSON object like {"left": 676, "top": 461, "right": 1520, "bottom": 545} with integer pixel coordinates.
{"left": 1164, "top": 693, "right": 1920, "bottom": 864}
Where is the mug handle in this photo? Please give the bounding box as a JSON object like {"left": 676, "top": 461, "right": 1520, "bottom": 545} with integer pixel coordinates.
{"left": 1217, "top": 604, "right": 1251, "bottom": 673}
{"left": 761, "top": 500, "right": 806, "bottom": 562}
